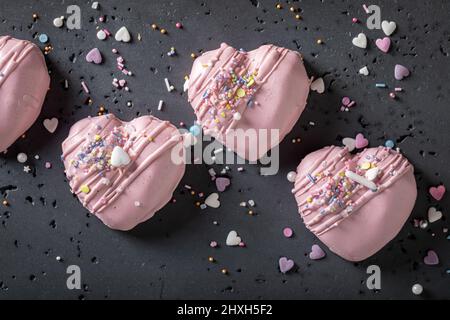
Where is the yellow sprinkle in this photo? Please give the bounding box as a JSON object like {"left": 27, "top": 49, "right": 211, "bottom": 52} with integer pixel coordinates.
{"left": 361, "top": 162, "right": 371, "bottom": 170}
{"left": 247, "top": 78, "right": 255, "bottom": 87}
{"left": 306, "top": 197, "right": 313, "bottom": 203}
{"left": 214, "top": 118, "right": 220, "bottom": 123}
{"left": 339, "top": 171, "right": 345, "bottom": 177}
{"left": 225, "top": 104, "right": 231, "bottom": 110}
{"left": 220, "top": 112, "right": 226, "bottom": 118}
{"left": 94, "top": 134, "right": 101, "bottom": 141}
{"left": 80, "top": 185, "right": 90, "bottom": 194}
{"left": 148, "top": 137, "right": 154, "bottom": 142}
{"left": 236, "top": 88, "right": 246, "bottom": 98}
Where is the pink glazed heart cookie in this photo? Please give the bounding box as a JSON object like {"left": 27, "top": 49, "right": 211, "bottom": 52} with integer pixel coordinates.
{"left": 187, "top": 43, "right": 309, "bottom": 161}
{"left": 61, "top": 114, "right": 186, "bottom": 231}
{"left": 291, "top": 146, "right": 417, "bottom": 261}
{"left": 0, "top": 36, "right": 50, "bottom": 152}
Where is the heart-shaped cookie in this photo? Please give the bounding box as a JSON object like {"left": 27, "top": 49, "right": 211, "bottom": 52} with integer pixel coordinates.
{"left": 61, "top": 114, "right": 186, "bottom": 231}
{"left": 0, "top": 36, "right": 50, "bottom": 152}
{"left": 291, "top": 146, "right": 417, "bottom": 261}
{"left": 187, "top": 43, "right": 310, "bottom": 161}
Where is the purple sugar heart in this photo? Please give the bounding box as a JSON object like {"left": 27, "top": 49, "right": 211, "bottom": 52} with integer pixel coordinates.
{"left": 375, "top": 37, "right": 391, "bottom": 53}
{"left": 355, "top": 133, "right": 369, "bottom": 149}
{"left": 86, "top": 48, "right": 102, "bottom": 64}
{"left": 394, "top": 64, "right": 410, "bottom": 80}
{"left": 215, "top": 177, "right": 230, "bottom": 192}
{"left": 309, "top": 244, "right": 326, "bottom": 260}
{"left": 424, "top": 250, "right": 439, "bottom": 266}
{"left": 278, "top": 257, "right": 294, "bottom": 274}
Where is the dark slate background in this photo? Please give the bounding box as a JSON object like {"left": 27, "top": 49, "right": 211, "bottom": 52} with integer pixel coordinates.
{"left": 0, "top": 0, "right": 449, "bottom": 300}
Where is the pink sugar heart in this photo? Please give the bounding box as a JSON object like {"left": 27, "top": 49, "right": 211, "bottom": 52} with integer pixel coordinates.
{"left": 215, "top": 177, "right": 231, "bottom": 192}
{"left": 429, "top": 185, "right": 445, "bottom": 201}
{"left": 278, "top": 257, "right": 295, "bottom": 274}
{"left": 355, "top": 133, "right": 369, "bottom": 149}
{"left": 394, "top": 64, "right": 410, "bottom": 80}
{"left": 375, "top": 37, "right": 391, "bottom": 53}
{"left": 423, "top": 250, "right": 439, "bottom": 266}
{"left": 86, "top": 48, "right": 103, "bottom": 64}
{"left": 309, "top": 244, "right": 326, "bottom": 260}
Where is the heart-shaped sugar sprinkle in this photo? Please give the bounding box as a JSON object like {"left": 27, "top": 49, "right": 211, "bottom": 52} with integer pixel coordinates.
{"left": 310, "top": 77, "right": 325, "bottom": 94}
{"left": 359, "top": 66, "right": 369, "bottom": 76}
{"left": 115, "top": 26, "right": 131, "bottom": 43}
{"left": 86, "top": 48, "right": 102, "bottom": 64}
{"left": 355, "top": 133, "right": 369, "bottom": 149}
{"left": 423, "top": 250, "right": 439, "bottom": 266}
{"left": 43, "top": 118, "right": 59, "bottom": 133}
{"left": 342, "top": 137, "right": 356, "bottom": 152}
{"left": 429, "top": 185, "right": 445, "bottom": 201}
{"left": 381, "top": 21, "right": 397, "bottom": 36}
{"left": 309, "top": 244, "right": 326, "bottom": 260}
{"left": 375, "top": 37, "right": 391, "bottom": 53}
{"left": 205, "top": 193, "right": 220, "bottom": 208}
{"left": 278, "top": 257, "right": 295, "bottom": 273}
{"left": 352, "top": 33, "right": 367, "bottom": 49}
{"left": 394, "top": 64, "right": 410, "bottom": 80}
{"left": 110, "top": 146, "right": 131, "bottom": 168}
{"left": 226, "top": 230, "right": 241, "bottom": 246}
{"left": 365, "top": 167, "right": 379, "bottom": 181}
{"left": 215, "top": 177, "right": 231, "bottom": 192}
{"left": 428, "top": 207, "right": 443, "bottom": 223}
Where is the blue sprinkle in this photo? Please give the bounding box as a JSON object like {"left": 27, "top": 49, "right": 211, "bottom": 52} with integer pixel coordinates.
{"left": 38, "top": 34, "right": 49, "bottom": 44}
{"left": 247, "top": 98, "right": 254, "bottom": 107}
{"left": 385, "top": 140, "right": 395, "bottom": 149}
{"left": 375, "top": 83, "right": 387, "bottom": 88}
{"left": 447, "top": 269, "right": 450, "bottom": 274}
{"left": 306, "top": 173, "right": 316, "bottom": 184}
{"left": 189, "top": 124, "right": 202, "bottom": 137}
{"left": 447, "top": 235, "right": 450, "bottom": 240}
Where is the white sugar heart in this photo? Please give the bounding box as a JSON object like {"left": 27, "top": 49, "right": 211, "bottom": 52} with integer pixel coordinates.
{"left": 352, "top": 33, "right": 367, "bottom": 49}
{"left": 226, "top": 230, "right": 241, "bottom": 246}
{"left": 428, "top": 207, "right": 442, "bottom": 223}
{"left": 342, "top": 137, "right": 356, "bottom": 152}
{"left": 365, "top": 167, "right": 379, "bottom": 181}
{"left": 43, "top": 118, "right": 59, "bottom": 133}
{"left": 110, "top": 146, "right": 131, "bottom": 167}
{"left": 205, "top": 192, "right": 220, "bottom": 208}
{"left": 381, "top": 21, "right": 397, "bottom": 36}
{"left": 310, "top": 77, "right": 325, "bottom": 94}
{"left": 115, "top": 26, "right": 131, "bottom": 43}
{"left": 359, "top": 66, "right": 369, "bottom": 76}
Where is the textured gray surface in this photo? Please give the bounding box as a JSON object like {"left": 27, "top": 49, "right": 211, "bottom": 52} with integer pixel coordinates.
{"left": 0, "top": 0, "right": 449, "bottom": 299}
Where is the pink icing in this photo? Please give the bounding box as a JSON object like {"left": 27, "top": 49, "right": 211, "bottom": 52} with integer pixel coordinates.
{"left": 188, "top": 43, "right": 310, "bottom": 161}
{"left": 292, "top": 146, "right": 417, "bottom": 261}
{"left": 0, "top": 36, "right": 50, "bottom": 152}
{"left": 61, "top": 114, "right": 186, "bottom": 231}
